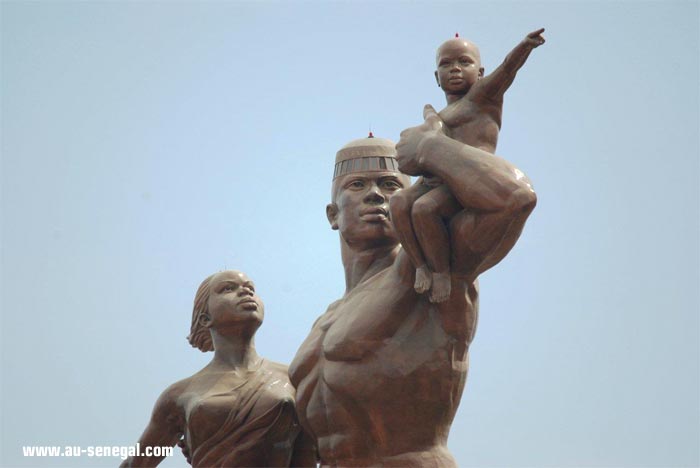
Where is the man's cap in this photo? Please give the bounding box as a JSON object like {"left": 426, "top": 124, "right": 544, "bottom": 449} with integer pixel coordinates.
{"left": 334, "top": 133, "right": 399, "bottom": 179}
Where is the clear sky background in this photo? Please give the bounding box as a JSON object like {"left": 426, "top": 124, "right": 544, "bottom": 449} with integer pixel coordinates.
{"left": 1, "top": 1, "right": 698, "bottom": 467}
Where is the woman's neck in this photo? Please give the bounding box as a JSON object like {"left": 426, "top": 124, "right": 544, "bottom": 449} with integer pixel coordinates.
{"left": 209, "top": 328, "right": 261, "bottom": 370}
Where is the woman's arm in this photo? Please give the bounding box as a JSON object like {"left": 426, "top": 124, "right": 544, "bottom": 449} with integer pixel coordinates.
{"left": 120, "top": 383, "right": 184, "bottom": 468}
{"left": 290, "top": 428, "right": 318, "bottom": 467}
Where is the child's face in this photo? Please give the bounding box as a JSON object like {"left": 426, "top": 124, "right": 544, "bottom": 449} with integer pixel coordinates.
{"left": 435, "top": 39, "right": 483, "bottom": 95}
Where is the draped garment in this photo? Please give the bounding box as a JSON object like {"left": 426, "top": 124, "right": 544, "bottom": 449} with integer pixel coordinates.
{"left": 185, "top": 360, "right": 299, "bottom": 467}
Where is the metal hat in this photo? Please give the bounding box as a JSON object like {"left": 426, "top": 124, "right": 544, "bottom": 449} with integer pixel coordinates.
{"left": 333, "top": 133, "right": 398, "bottom": 179}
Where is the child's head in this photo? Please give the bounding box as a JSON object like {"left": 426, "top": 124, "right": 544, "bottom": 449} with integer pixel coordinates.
{"left": 434, "top": 38, "right": 484, "bottom": 96}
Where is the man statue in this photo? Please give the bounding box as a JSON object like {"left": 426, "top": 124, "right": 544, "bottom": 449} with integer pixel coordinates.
{"left": 289, "top": 103, "right": 536, "bottom": 465}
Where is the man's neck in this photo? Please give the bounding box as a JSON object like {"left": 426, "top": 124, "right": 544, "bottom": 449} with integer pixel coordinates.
{"left": 340, "top": 239, "right": 399, "bottom": 292}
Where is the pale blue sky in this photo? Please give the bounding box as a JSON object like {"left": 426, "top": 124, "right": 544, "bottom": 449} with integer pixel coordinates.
{"left": 2, "top": 1, "right": 698, "bottom": 467}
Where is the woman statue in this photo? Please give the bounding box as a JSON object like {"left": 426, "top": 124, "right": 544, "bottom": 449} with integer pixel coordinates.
{"left": 122, "top": 270, "right": 315, "bottom": 467}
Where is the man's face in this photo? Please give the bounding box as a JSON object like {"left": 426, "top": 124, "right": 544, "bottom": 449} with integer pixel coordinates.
{"left": 435, "top": 39, "right": 483, "bottom": 95}
{"left": 328, "top": 171, "right": 409, "bottom": 249}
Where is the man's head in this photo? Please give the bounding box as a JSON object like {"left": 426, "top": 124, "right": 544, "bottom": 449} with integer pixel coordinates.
{"left": 434, "top": 38, "right": 484, "bottom": 96}
{"left": 327, "top": 135, "right": 410, "bottom": 249}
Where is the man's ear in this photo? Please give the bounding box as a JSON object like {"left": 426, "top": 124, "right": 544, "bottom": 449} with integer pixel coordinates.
{"left": 198, "top": 312, "right": 212, "bottom": 329}
{"left": 478, "top": 67, "right": 484, "bottom": 79}
{"left": 434, "top": 70, "right": 441, "bottom": 87}
{"left": 326, "top": 203, "right": 339, "bottom": 230}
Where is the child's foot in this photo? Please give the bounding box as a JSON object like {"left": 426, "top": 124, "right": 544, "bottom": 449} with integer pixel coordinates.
{"left": 429, "top": 272, "right": 451, "bottom": 303}
{"left": 414, "top": 265, "right": 432, "bottom": 294}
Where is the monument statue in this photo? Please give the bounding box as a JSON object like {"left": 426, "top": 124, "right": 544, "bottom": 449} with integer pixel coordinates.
{"left": 289, "top": 30, "right": 542, "bottom": 466}
{"left": 121, "top": 270, "right": 315, "bottom": 467}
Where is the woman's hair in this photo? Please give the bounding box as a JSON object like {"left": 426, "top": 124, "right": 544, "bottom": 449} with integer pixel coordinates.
{"left": 187, "top": 273, "right": 215, "bottom": 352}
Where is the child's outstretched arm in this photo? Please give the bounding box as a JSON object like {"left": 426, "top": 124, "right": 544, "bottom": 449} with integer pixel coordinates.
{"left": 477, "top": 28, "right": 545, "bottom": 101}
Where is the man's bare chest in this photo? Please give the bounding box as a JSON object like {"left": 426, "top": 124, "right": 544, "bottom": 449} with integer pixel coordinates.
{"left": 290, "top": 271, "right": 474, "bottom": 391}
{"left": 315, "top": 278, "right": 425, "bottom": 361}
{"left": 319, "top": 288, "right": 476, "bottom": 374}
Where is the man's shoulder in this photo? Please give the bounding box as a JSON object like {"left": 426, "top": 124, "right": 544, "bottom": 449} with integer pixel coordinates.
{"left": 389, "top": 248, "right": 416, "bottom": 286}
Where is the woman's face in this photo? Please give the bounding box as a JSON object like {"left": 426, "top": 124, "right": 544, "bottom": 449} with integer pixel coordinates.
{"left": 205, "top": 270, "right": 264, "bottom": 331}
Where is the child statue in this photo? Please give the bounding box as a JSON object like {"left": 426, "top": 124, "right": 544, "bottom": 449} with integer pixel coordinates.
{"left": 390, "top": 28, "right": 546, "bottom": 302}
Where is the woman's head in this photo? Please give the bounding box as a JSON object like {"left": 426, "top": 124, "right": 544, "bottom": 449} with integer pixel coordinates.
{"left": 187, "top": 270, "right": 264, "bottom": 352}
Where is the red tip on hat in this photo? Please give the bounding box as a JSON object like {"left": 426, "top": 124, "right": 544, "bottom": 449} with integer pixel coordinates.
{"left": 455, "top": 32, "right": 459, "bottom": 38}
{"left": 368, "top": 131, "right": 374, "bottom": 138}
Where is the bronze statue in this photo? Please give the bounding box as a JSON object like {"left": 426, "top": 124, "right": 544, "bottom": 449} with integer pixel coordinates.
{"left": 122, "top": 270, "right": 315, "bottom": 467}
{"left": 289, "top": 31, "right": 541, "bottom": 467}
{"left": 390, "top": 28, "right": 545, "bottom": 303}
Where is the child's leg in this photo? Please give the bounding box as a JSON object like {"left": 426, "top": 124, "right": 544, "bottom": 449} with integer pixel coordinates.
{"left": 412, "top": 184, "right": 462, "bottom": 303}
{"left": 389, "top": 181, "right": 433, "bottom": 293}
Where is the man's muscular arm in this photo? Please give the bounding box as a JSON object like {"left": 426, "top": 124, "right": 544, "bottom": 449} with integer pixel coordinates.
{"left": 396, "top": 105, "right": 536, "bottom": 281}
{"left": 476, "top": 28, "right": 545, "bottom": 101}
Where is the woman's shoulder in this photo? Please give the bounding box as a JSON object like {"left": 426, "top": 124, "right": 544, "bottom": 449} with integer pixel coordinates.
{"left": 149, "top": 376, "right": 192, "bottom": 427}
{"left": 260, "top": 358, "right": 291, "bottom": 378}
{"left": 156, "top": 375, "right": 193, "bottom": 408}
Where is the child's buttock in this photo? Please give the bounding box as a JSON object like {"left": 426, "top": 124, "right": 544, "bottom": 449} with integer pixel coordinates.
{"left": 422, "top": 174, "right": 443, "bottom": 188}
